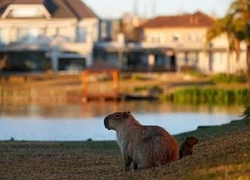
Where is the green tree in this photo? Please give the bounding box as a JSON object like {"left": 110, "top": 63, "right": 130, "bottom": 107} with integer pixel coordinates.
{"left": 206, "top": 14, "right": 240, "bottom": 74}
{"left": 207, "top": 0, "right": 250, "bottom": 105}
{"left": 228, "top": 0, "right": 250, "bottom": 94}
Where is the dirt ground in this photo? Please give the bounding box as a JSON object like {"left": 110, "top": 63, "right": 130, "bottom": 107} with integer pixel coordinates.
{"left": 1, "top": 119, "right": 250, "bottom": 180}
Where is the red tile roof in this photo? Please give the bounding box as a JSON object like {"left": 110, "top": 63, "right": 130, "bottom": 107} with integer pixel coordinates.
{"left": 0, "top": 0, "right": 97, "bottom": 19}
{"left": 140, "top": 11, "right": 214, "bottom": 28}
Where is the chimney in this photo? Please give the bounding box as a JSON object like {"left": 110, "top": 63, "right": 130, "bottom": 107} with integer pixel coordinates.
{"left": 194, "top": 16, "right": 199, "bottom": 24}
{"left": 189, "top": 15, "right": 193, "bottom": 24}
{"left": 189, "top": 15, "right": 199, "bottom": 25}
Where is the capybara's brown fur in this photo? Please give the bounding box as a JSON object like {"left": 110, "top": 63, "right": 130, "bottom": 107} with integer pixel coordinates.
{"left": 179, "top": 136, "right": 199, "bottom": 159}
{"left": 104, "top": 111, "right": 179, "bottom": 171}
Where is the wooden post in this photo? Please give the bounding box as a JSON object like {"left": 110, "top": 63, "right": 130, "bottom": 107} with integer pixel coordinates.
{"left": 82, "top": 71, "right": 89, "bottom": 102}
{"left": 112, "top": 70, "right": 119, "bottom": 98}
{"left": 0, "top": 87, "right": 2, "bottom": 104}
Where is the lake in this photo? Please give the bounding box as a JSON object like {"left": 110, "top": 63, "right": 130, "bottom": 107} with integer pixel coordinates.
{"left": 0, "top": 101, "right": 243, "bottom": 141}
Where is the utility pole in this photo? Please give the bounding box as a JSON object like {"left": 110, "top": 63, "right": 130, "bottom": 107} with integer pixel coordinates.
{"left": 133, "top": 0, "right": 138, "bottom": 16}
{"left": 143, "top": 4, "right": 148, "bottom": 19}
{"left": 152, "top": 0, "right": 156, "bottom": 17}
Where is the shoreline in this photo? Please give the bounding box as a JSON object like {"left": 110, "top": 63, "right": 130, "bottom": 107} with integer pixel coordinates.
{"left": 0, "top": 110, "right": 241, "bottom": 142}
{"left": 0, "top": 117, "right": 242, "bottom": 143}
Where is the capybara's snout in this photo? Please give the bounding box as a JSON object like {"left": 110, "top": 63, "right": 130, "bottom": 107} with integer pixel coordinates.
{"left": 104, "top": 117, "right": 110, "bottom": 130}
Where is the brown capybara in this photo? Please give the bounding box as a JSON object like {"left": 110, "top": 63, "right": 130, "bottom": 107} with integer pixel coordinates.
{"left": 179, "top": 136, "right": 199, "bottom": 159}
{"left": 104, "top": 111, "right": 179, "bottom": 171}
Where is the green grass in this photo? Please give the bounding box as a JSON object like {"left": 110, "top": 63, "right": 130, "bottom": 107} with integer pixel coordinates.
{"left": 184, "top": 70, "right": 206, "bottom": 78}
{"left": 162, "top": 87, "right": 249, "bottom": 105}
{"left": 210, "top": 73, "right": 247, "bottom": 83}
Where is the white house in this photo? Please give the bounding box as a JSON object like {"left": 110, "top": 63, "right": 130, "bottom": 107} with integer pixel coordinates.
{"left": 0, "top": 0, "right": 99, "bottom": 72}
{"left": 139, "top": 11, "right": 247, "bottom": 74}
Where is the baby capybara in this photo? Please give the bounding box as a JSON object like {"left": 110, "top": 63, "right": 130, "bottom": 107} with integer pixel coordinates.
{"left": 179, "top": 136, "right": 199, "bottom": 159}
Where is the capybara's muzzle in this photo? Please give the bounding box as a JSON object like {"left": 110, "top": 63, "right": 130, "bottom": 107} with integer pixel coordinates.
{"left": 104, "top": 117, "right": 110, "bottom": 130}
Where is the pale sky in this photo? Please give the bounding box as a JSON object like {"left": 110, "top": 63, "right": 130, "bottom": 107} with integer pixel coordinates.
{"left": 84, "top": 0, "right": 234, "bottom": 19}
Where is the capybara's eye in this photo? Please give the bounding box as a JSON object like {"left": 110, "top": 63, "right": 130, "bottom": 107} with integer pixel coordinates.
{"left": 114, "top": 114, "right": 120, "bottom": 118}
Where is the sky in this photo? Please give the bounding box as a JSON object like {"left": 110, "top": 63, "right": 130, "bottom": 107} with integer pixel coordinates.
{"left": 84, "top": 0, "right": 234, "bottom": 19}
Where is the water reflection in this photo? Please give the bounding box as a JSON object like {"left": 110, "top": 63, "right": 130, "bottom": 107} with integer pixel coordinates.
{"left": 0, "top": 101, "right": 243, "bottom": 141}
{"left": 0, "top": 101, "right": 244, "bottom": 118}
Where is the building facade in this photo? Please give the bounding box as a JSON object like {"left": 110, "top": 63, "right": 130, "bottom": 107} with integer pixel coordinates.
{"left": 139, "top": 11, "right": 247, "bottom": 74}
{"left": 0, "top": 0, "right": 99, "bottom": 73}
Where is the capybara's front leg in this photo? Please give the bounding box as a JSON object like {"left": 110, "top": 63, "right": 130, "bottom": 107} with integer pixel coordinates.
{"left": 124, "top": 156, "right": 132, "bottom": 171}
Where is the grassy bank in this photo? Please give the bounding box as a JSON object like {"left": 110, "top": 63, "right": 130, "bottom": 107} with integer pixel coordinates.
{"left": 162, "top": 87, "right": 249, "bottom": 105}
{"left": 1, "top": 72, "right": 248, "bottom": 105}
{"left": 1, "top": 118, "right": 250, "bottom": 180}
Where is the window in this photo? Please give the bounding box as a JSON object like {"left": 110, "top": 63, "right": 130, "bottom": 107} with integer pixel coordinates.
{"left": 101, "top": 22, "right": 107, "bottom": 38}
{"left": 151, "top": 36, "right": 161, "bottom": 44}
{"left": 9, "top": 8, "right": 43, "bottom": 18}
{"left": 77, "top": 27, "right": 87, "bottom": 42}
{"left": 0, "top": 28, "right": 8, "bottom": 44}
{"left": 173, "top": 34, "right": 180, "bottom": 42}
{"left": 0, "top": 29, "right": 4, "bottom": 44}
{"left": 17, "top": 28, "right": 40, "bottom": 43}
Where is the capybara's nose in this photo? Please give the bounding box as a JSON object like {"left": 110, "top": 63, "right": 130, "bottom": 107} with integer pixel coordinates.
{"left": 104, "top": 117, "right": 109, "bottom": 129}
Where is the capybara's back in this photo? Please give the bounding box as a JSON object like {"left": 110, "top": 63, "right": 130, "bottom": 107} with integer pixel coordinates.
{"left": 133, "top": 126, "right": 179, "bottom": 169}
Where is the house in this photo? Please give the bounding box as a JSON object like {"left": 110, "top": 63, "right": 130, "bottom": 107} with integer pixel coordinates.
{"left": 99, "top": 19, "right": 120, "bottom": 42}
{"left": 0, "top": 0, "right": 99, "bottom": 73}
{"left": 139, "top": 11, "right": 247, "bottom": 74}
{"left": 95, "top": 13, "right": 162, "bottom": 72}
{"left": 99, "top": 13, "right": 147, "bottom": 42}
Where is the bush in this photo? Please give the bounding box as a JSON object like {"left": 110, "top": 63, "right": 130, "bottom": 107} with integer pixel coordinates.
{"left": 134, "top": 86, "right": 147, "bottom": 92}
{"left": 133, "top": 85, "right": 163, "bottom": 96}
{"left": 184, "top": 70, "right": 205, "bottom": 78}
{"left": 131, "top": 74, "right": 151, "bottom": 81}
{"left": 210, "top": 73, "right": 247, "bottom": 83}
{"left": 161, "top": 87, "right": 248, "bottom": 105}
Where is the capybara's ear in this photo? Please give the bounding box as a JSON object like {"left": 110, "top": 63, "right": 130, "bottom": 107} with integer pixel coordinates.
{"left": 123, "top": 111, "right": 130, "bottom": 118}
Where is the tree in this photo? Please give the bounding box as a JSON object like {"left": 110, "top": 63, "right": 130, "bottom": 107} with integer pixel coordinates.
{"left": 207, "top": 0, "right": 250, "bottom": 105}
{"left": 228, "top": 0, "right": 250, "bottom": 96}
{"left": 206, "top": 14, "right": 240, "bottom": 74}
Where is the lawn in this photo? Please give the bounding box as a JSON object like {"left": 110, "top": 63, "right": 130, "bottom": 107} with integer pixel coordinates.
{"left": 1, "top": 118, "right": 250, "bottom": 180}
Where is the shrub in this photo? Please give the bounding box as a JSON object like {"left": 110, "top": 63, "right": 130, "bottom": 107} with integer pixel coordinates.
{"left": 210, "top": 73, "right": 247, "bottom": 83}
{"left": 184, "top": 70, "right": 205, "bottom": 78}
{"left": 161, "top": 87, "right": 248, "bottom": 105}
{"left": 131, "top": 74, "right": 151, "bottom": 81}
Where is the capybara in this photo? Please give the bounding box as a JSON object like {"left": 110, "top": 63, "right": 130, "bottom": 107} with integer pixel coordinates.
{"left": 104, "top": 111, "right": 179, "bottom": 171}
{"left": 179, "top": 136, "right": 199, "bottom": 159}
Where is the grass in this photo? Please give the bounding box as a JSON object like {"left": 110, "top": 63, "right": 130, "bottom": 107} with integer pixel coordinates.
{"left": 162, "top": 87, "right": 249, "bottom": 105}
{"left": 183, "top": 70, "right": 206, "bottom": 78}
{"left": 210, "top": 73, "right": 247, "bottom": 84}
{"left": 1, "top": 117, "right": 250, "bottom": 180}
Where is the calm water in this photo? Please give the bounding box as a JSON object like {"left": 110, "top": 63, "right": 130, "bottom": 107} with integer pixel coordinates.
{"left": 0, "top": 101, "right": 243, "bottom": 141}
